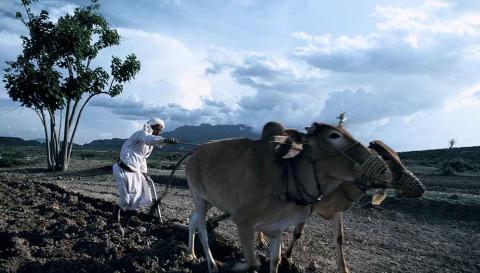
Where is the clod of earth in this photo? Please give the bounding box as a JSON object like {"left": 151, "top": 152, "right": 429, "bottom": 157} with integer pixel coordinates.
{"left": 0, "top": 178, "right": 304, "bottom": 273}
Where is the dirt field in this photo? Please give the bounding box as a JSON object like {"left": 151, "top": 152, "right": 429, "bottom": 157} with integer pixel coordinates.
{"left": 1, "top": 157, "right": 479, "bottom": 273}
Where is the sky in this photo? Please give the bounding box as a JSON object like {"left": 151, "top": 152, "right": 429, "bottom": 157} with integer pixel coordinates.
{"left": 0, "top": 0, "right": 479, "bottom": 151}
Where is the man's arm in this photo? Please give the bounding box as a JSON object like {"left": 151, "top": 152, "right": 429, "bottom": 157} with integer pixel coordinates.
{"left": 139, "top": 131, "right": 166, "bottom": 146}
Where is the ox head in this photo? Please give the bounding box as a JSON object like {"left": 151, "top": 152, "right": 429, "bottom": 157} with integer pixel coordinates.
{"left": 280, "top": 122, "right": 392, "bottom": 189}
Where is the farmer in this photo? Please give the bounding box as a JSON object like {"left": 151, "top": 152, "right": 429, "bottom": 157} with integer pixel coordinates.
{"left": 112, "top": 117, "right": 179, "bottom": 225}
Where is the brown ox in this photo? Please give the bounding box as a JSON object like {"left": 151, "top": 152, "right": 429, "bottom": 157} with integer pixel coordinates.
{"left": 258, "top": 138, "right": 425, "bottom": 273}
{"left": 185, "top": 122, "right": 392, "bottom": 273}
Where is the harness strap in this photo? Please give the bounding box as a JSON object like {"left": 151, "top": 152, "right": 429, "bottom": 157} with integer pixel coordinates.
{"left": 291, "top": 160, "right": 318, "bottom": 204}
{"left": 280, "top": 157, "right": 323, "bottom": 206}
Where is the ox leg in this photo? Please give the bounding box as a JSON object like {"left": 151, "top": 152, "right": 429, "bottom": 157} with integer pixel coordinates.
{"left": 333, "top": 212, "right": 350, "bottom": 273}
{"left": 231, "top": 226, "right": 261, "bottom": 272}
{"left": 284, "top": 222, "right": 306, "bottom": 259}
{"left": 267, "top": 231, "right": 282, "bottom": 273}
{"left": 188, "top": 199, "right": 218, "bottom": 273}
{"left": 256, "top": 232, "right": 268, "bottom": 248}
{"left": 188, "top": 210, "right": 199, "bottom": 260}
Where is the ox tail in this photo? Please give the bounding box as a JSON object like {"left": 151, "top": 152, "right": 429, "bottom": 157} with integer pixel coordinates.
{"left": 149, "top": 150, "right": 195, "bottom": 217}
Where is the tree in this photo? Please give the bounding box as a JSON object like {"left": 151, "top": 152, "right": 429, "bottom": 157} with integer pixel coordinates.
{"left": 448, "top": 138, "right": 456, "bottom": 149}
{"left": 3, "top": 0, "right": 141, "bottom": 171}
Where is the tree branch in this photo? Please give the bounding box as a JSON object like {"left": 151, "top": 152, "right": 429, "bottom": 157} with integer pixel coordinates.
{"left": 86, "top": 57, "right": 92, "bottom": 70}
{"left": 34, "top": 108, "right": 52, "bottom": 167}
{"left": 61, "top": 99, "right": 71, "bottom": 170}
{"left": 67, "top": 93, "right": 96, "bottom": 159}
{"left": 68, "top": 99, "right": 80, "bottom": 129}
{"left": 47, "top": 108, "right": 59, "bottom": 166}
{"left": 33, "top": 108, "right": 45, "bottom": 126}
{"left": 107, "top": 78, "right": 116, "bottom": 93}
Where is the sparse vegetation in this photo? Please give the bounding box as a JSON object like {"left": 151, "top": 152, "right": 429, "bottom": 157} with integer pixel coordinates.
{"left": 0, "top": 157, "right": 26, "bottom": 167}
{"left": 0, "top": 149, "right": 35, "bottom": 167}
{"left": 147, "top": 161, "right": 162, "bottom": 169}
{"left": 78, "top": 151, "right": 98, "bottom": 160}
{"left": 440, "top": 158, "right": 479, "bottom": 175}
{"left": 448, "top": 138, "right": 456, "bottom": 149}
{"left": 399, "top": 146, "right": 480, "bottom": 175}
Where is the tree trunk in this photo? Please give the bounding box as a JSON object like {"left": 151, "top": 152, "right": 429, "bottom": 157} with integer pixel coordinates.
{"left": 60, "top": 100, "right": 71, "bottom": 172}
{"left": 43, "top": 116, "right": 55, "bottom": 171}
{"left": 36, "top": 109, "right": 56, "bottom": 171}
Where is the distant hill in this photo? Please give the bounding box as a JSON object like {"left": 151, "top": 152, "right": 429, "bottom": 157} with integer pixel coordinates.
{"left": 398, "top": 146, "right": 480, "bottom": 169}
{"left": 4, "top": 128, "right": 479, "bottom": 162}
{"left": 80, "top": 123, "right": 260, "bottom": 151}
{"left": 399, "top": 146, "right": 480, "bottom": 162}
{"left": 82, "top": 138, "right": 126, "bottom": 150}
{"left": 33, "top": 138, "right": 46, "bottom": 144}
{"left": 0, "top": 137, "right": 42, "bottom": 146}
{"left": 162, "top": 123, "right": 258, "bottom": 143}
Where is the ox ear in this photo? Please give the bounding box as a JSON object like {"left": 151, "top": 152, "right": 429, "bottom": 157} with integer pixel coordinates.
{"left": 283, "top": 129, "right": 308, "bottom": 143}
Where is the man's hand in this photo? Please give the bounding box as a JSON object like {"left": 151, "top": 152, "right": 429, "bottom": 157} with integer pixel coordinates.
{"left": 164, "top": 138, "right": 179, "bottom": 144}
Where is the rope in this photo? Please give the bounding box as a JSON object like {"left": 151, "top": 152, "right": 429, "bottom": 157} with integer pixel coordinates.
{"left": 149, "top": 148, "right": 196, "bottom": 217}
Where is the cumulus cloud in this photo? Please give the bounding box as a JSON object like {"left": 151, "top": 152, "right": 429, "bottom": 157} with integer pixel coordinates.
{"left": 89, "top": 95, "right": 235, "bottom": 129}
{"left": 288, "top": 0, "right": 480, "bottom": 130}
{"left": 99, "top": 28, "right": 213, "bottom": 109}
{"left": 292, "top": 1, "right": 480, "bottom": 76}
{"left": 204, "top": 50, "right": 331, "bottom": 128}
{"left": 319, "top": 87, "right": 437, "bottom": 125}
{"left": 205, "top": 46, "right": 243, "bottom": 75}
{"left": 2, "top": 0, "right": 480, "bottom": 150}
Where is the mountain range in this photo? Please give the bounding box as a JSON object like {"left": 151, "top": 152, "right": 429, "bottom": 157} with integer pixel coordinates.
{"left": 0, "top": 123, "right": 260, "bottom": 151}
{"left": 2, "top": 124, "right": 479, "bottom": 159}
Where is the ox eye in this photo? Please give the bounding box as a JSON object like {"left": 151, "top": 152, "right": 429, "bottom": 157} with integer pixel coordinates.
{"left": 329, "top": 132, "right": 341, "bottom": 139}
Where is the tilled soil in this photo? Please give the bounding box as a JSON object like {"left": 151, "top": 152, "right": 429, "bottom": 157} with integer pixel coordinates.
{"left": 1, "top": 160, "right": 479, "bottom": 273}
{"left": 0, "top": 174, "right": 303, "bottom": 273}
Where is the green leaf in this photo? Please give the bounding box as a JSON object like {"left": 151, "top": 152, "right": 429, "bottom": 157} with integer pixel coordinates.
{"left": 3, "top": 0, "right": 141, "bottom": 146}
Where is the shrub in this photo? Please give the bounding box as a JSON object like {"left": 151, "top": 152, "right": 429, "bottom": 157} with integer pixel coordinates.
{"left": 440, "top": 158, "right": 479, "bottom": 174}
{"left": 440, "top": 165, "right": 456, "bottom": 175}
{"left": 148, "top": 161, "right": 162, "bottom": 169}
{"left": 0, "top": 157, "right": 28, "bottom": 167}
{"left": 465, "top": 163, "right": 480, "bottom": 172}
{"left": 78, "top": 151, "right": 98, "bottom": 160}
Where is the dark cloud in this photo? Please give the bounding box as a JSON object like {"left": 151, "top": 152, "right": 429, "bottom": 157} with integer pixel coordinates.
{"left": 90, "top": 96, "right": 235, "bottom": 127}
{"left": 203, "top": 52, "right": 329, "bottom": 128}
{"left": 0, "top": 9, "right": 17, "bottom": 19}
{"left": 319, "top": 88, "right": 438, "bottom": 124}
{"left": 295, "top": 44, "right": 463, "bottom": 76}
{"left": 205, "top": 64, "right": 225, "bottom": 75}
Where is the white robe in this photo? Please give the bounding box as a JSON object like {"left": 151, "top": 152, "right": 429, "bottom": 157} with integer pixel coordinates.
{"left": 112, "top": 129, "right": 167, "bottom": 210}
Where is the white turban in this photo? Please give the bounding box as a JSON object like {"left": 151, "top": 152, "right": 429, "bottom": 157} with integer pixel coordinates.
{"left": 147, "top": 117, "right": 165, "bottom": 128}
{"left": 143, "top": 117, "right": 165, "bottom": 133}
